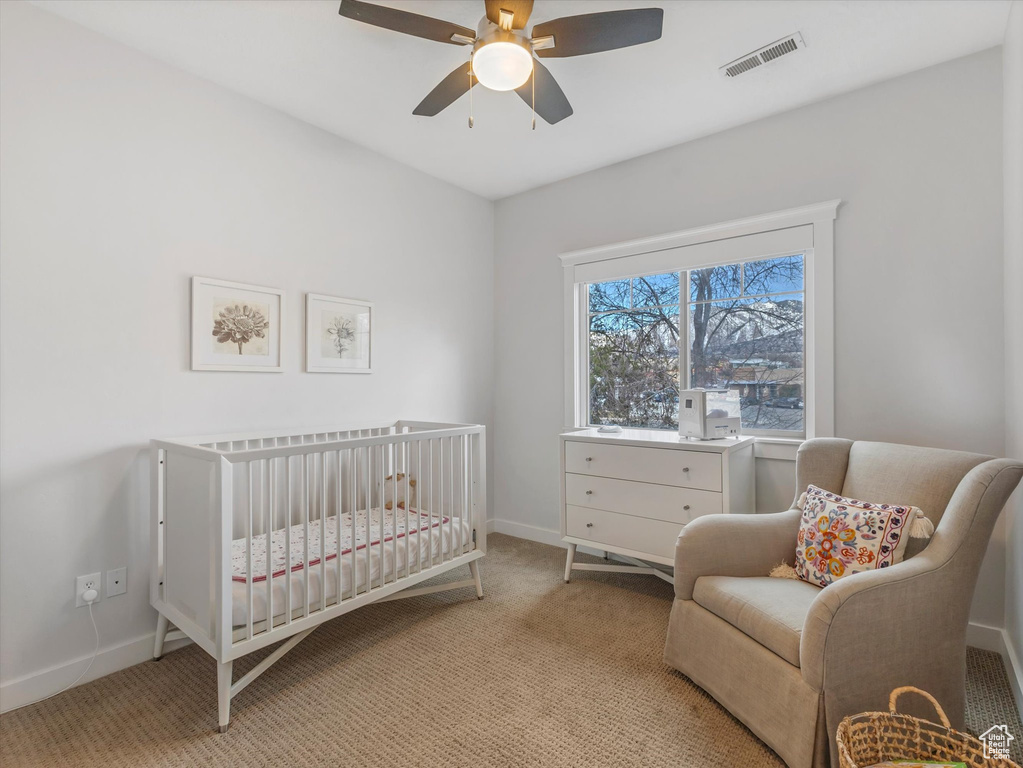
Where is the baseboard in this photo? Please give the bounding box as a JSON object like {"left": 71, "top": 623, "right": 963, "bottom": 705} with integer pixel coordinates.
{"left": 1000, "top": 629, "right": 1023, "bottom": 722}
{"left": 0, "top": 630, "right": 191, "bottom": 714}
{"left": 967, "top": 622, "right": 1006, "bottom": 653}
{"left": 963, "top": 623, "right": 1023, "bottom": 717}
{"left": 490, "top": 518, "right": 562, "bottom": 547}
{"left": 489, "top": 518, "right": 607, "bottom": 558}
{"left": 491, "top": 517, "right": 1023, "bottom": 719}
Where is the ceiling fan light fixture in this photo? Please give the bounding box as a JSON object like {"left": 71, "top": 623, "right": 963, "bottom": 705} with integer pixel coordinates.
{"left": 472, "top": 40, "right": 533, "bottom": 91}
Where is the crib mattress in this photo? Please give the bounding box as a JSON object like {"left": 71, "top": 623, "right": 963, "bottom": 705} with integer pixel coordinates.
{"left": 231, "top": 508, "right": 472, "bottom": 627}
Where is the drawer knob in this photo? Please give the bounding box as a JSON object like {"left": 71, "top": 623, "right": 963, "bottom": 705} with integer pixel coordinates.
{"left": 585, "top": 490, "right": 593, "bottom": 495}
{"left": 586, "top": 522, "right": 594, "bottom": 528}
{"left": 585, "top": 457, "right": 593, "bottom": 462}
{"left": 682, "top": 467, "right": 690, "bottom": 472}
{"left": 683, "top": 505, "right": 691, "bottom": 511}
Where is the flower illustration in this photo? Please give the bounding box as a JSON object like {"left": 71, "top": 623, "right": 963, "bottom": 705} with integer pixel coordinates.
{"left": 802, "top": 512, "right": 857, "bottom": 581}
{"left": 855, "top": 546, "right": 875, "bottom": 565}
{"left": 327, "top": 316, "right": 355, "bottom": 358}
{"left": 213, "top": 304, "right": 269, "bottom": 355}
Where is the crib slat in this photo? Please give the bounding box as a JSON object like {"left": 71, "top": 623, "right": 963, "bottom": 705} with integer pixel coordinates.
{"left": 448, "top": 436, "right": 454, "bottom": 563}
{"left": 364, "top": 442, "right": 371, "bottom": 595}
{"left": 404, "top": 442, "right": 411, "bottom": 579}
{"left": 320, "top": 451, "right": 327, "bottom": 613}
{"left": 458, "top": 435, "right": 464, "bottom": 555}
{"left": 378, "top": 443, "right": 385, "bottom": 589}
{"left": 285, "top": 455, "right": 292, "bottom": 626}
{"left": 391, "top": 444, "right": 397, "bottom": 584}
{"left": 429, "top": 439, "right": 436, "bottom": 568}
{"left": 339, "top": 449, "right": 347, "bottom": 605}
{"left": 303, "top": 453, "right": 310, "bottom": 618}
{"left": 437, "top": 438, "right": 444, "bottom": 562}
{"left": 266, "top": 458, "right": 273, "bottom": 634}
{"left": 350, "top": 449, "right": 357, "bottom": 599}
{"left": 417, "top": 439, "right": 424, "bottom": 574}
{"left": 246, "top": 463, "right": 254, "bottom": 641}
{"left": 455, "top": 436, "right": 461, "bottom": 555}
{"left": 465, "top": 434, "right": 471, "bottom": 552}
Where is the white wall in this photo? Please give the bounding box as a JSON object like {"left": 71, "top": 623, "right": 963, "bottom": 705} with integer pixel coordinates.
{"left": 1003, "top": 0, "right": 1023, "bottom": 699}
{"left": 493, "top": 50, "right": 1006, "bottom": 625}
{"left": 0, "top": 1, "right": 494, "bottom": 706}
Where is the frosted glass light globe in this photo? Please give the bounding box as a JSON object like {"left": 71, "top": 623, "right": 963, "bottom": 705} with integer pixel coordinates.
{"left": 473, "top": 41, "right": 533, "bottom": 91}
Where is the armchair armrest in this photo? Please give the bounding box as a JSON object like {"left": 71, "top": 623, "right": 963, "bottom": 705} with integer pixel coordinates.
{"left": 799, "top": 553, "right": 940, "bottom": 692}
{"left": 800, "top": 459, "right": 1023, "bottom": 689}
{"left": 674, "top": 509, "right": 801, "bottom": 600}
{"left": 799, "top": 458, "right": 1023, "bottom": 730}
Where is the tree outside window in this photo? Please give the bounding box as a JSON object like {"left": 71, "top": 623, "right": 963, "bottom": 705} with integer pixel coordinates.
{"left": 588, "top": 254, "right": 805, "bottom": 433}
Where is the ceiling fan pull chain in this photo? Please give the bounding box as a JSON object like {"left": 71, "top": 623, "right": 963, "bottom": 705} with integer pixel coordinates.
{"left": 531, "top": 65, "right": 536, "bottom": 131}
{"left": 468, "top": 53, "right": 475, "bottom": 129}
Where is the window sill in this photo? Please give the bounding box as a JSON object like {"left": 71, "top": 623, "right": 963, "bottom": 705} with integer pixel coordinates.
{"left": 753, "top": 436, "right": 802, "bottom": 460}
{"left": 577, "top": 426, "right": 804, "bottom": 460}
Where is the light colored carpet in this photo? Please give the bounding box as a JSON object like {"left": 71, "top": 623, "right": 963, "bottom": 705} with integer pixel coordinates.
{"left": 1, "top": 534, "right": 1019, "bottom": 767}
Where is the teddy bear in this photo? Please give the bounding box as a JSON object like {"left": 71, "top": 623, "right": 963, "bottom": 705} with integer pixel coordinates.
{"left": 382, "top": 473, "right": 417, "bottom": 511}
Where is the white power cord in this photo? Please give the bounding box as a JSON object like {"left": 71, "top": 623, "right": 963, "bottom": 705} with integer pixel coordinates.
{"left": 21, "top": 592, "right": 100, "bottom": 708}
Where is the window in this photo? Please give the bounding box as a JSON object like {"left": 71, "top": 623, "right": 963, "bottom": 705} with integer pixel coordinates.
{"left": 588, "top": 273, "right": 680, "bottom": 430}
{"left": 587, "top": 254, "right": 805, "bottom": 435}
{"left": 563, "top": 201, "right": 838, "bottom": 441}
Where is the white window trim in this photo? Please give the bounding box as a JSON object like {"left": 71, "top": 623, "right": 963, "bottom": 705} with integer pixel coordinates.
{"left": 561, "top": 200, "right": 840, "bottom": 445}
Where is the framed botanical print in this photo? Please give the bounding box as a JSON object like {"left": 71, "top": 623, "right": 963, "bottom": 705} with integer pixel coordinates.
{"left": 191, "top": 277, "right": 284, "bottom": 372}
{"left": 306, "top": 294, "right": 373, "bottom": 373}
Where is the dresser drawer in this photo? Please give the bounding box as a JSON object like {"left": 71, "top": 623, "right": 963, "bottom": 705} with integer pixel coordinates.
{"left": 566, "top": 505, "right": 683, "bottom": 560}
{"left": 565, "top": 473, "right": 722, "bottom": 525}
{"left": 564, "top": 441, "right": 722, "bottom": 492}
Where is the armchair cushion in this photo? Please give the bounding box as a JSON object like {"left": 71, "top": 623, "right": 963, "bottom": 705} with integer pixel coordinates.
{"left": 693, "top": 575, "right": 821, "bottom": 666}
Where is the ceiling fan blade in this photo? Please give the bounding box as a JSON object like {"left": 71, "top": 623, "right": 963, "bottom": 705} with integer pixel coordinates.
{"left": 532, "top": 8, "right": 663, "bottom": 58}
{"left": 485, "top": 0, "right": 534, "bottom": 30}
{"left": 339, "top": 0, "right": 475, "bottom": 46}
{"left": 413, "top": 63, "right": 479, "bottom": 117}
{"left": 514, "top": 59, "right": 573, "bottom": 125}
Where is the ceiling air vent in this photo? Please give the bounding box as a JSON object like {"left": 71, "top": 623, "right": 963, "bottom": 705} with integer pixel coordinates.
{"left": 720, "top": 32, "right": 805, "bottom": 78}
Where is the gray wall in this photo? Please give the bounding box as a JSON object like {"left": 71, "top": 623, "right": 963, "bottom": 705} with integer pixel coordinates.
{"left": 493, "top": 49, "right": 1006, "bottom": 626}
{"left": 0, "top": 1, "right": 494, "bottom": 700}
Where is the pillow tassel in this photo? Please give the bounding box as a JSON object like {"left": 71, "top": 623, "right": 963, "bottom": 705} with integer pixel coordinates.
{"left": 769, "top": 563, "right": 799, "bottom": 580}
{"left": 908, "top": 510, "right": 935, "bottom": 539}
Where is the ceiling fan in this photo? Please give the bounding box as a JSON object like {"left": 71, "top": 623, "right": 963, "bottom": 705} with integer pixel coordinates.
{"left": 338, "top": 0, "right": 664, "bottom": 126}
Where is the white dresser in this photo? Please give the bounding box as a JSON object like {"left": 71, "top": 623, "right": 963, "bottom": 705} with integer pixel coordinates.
{"left": 560, "top": 428, "right": 755, "bottom": 583}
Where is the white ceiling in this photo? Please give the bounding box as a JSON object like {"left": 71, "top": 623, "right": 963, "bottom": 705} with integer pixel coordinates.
{"left": 30, "top": 0, "right": 1012, "bottom": 199}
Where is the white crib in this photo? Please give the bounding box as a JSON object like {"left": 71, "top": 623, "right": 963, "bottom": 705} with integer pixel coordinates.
{"left": 150, "top": 420, "right": 486, "bottom": 732}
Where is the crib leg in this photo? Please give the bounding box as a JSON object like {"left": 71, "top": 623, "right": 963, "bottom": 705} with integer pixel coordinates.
{"left": 153, "top": 613, "right": 169, "bottom": 660}
{"left": 469, "top": 560, "right": 483, "bottom": 599}
{"left": 217, "top": 660, "right": 233, "bottom": 733}
{"left": 564, "top": 543, "right": 576, "bottom": 583}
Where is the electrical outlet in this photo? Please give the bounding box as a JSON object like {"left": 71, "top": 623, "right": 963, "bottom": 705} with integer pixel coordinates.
{"left": 106, "top": 567, "right": 126, "bottom": 597}
{"left": 75, "top": 573, "right": 102, "bottom": 608}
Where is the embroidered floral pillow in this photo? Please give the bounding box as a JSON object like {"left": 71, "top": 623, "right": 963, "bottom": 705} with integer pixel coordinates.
{"left": 794, "top": 485, "right": 917, "bottom": 587}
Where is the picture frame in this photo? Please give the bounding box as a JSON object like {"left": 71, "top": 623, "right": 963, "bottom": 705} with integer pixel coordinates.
{"left": 191, "top": 277, "right": 284, "bottom": 372}
{"left": 305, "top": 293, "right": 373, "bottom": 373}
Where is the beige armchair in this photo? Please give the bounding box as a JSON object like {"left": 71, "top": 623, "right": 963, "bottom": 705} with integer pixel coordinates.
{"left": 663, "top": 438, "right": 1023, "bottom": 768}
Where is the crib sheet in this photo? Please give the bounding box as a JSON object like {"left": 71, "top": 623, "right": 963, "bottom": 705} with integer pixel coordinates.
{"left": 231, "top": 508, "right": 472, "bottom": 627}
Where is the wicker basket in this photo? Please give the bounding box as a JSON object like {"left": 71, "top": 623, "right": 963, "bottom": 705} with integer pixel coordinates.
{"left": 836, "top": 686, "right": 1020, "bottom": 768}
